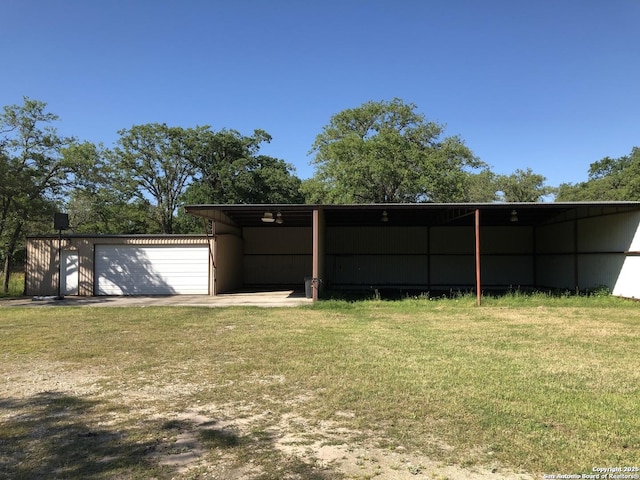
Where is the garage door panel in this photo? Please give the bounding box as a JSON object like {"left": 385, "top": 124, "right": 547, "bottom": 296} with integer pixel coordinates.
{"left": 96, "top": 245, "right": 209, "bottom": 295}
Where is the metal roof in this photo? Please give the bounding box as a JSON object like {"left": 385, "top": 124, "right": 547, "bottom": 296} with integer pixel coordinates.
{"left": 185, "top": 202, "right": 640, "bottom": 228}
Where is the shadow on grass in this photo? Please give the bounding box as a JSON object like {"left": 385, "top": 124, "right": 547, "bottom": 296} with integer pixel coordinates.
{"left": 0, "top": 391, "right": 161, "bottom": 478}
{"left": 0, "top": 392, "right": 337, "bottom": 479}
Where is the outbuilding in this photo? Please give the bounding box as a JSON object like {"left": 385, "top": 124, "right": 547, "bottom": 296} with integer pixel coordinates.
{"left": 26, "top": 235, "right": 213, "bottom": 297}
{"left": 25, "top": 202, "right": 640, "bottom": 302}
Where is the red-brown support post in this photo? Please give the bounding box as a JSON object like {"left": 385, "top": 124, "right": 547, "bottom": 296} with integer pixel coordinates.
{"left": 475, "top": 208, "right": 482, "bottom": 306}
{"left": 311, "top": 208, "right": 320, "bottom": 302}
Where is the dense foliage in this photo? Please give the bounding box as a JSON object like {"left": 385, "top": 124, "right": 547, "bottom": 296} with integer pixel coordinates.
{"left": 556, "top": 147, "right": 640, "bottom": 201}
{"left": 306, "top": 98, "right": 487, "bottom": 203}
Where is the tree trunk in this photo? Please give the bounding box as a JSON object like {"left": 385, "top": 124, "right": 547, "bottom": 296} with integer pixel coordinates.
{"left": 1, "top": 222, "right": 23, "bottom": 293}
{"left": 1, "top": 253, "right": 9, "bottom": 294}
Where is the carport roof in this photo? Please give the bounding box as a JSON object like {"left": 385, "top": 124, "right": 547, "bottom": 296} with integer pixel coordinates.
{"left": 185, "top": 202, "right": 640, "bottom": 228}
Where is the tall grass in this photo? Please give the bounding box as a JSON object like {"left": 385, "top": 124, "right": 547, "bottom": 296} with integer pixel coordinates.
{"left": 0, "top": 272, "right": 24, "bottom": 297}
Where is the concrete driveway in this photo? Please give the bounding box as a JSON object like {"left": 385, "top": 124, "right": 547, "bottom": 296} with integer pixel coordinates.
{"left": 1, "top": 290, "right": 313, "bottom": 308}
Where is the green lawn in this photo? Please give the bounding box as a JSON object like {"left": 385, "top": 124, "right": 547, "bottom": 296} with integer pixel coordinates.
{"left": 1, "top": 297, "right": 638, "bottom": 479}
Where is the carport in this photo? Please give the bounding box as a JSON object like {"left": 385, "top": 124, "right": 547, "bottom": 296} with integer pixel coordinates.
{"left": 185, "top": 202, "right": 640, "bottom": 303}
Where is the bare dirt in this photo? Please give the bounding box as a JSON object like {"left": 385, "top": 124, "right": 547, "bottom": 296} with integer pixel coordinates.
{"left": 1, "top": 359, "right": 536, "bottom": 479}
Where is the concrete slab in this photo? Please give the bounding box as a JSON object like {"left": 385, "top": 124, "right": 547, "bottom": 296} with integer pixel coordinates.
{"left": 0, "top": 290, "right": 313, "bottom": 308}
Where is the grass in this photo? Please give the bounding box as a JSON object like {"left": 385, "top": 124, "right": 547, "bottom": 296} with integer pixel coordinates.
{"left": 1, "top": 297, "right": 639, "bottom": 478}
{"left": 0, "top": 272, "right": 24, "bottom": 297}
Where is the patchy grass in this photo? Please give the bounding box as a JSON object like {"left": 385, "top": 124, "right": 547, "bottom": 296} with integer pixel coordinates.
{"left": 1, "top": 298, "right": 639, "bottom": 478}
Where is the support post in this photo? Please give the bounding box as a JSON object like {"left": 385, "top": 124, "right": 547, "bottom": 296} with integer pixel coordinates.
{"left": 312, "top": 209, "right": 319, "bottom": 302}
{"left": 475, "top": 208, "right": 481, "bottom": 306}
{"left": 56, "top": 228, "right": 63, "bottom": 300}
{"left": 573, "top": 219, "right": 579, "bottom": 292}
{"left": 312, "top": 207, "right": 324, "bottom": 302}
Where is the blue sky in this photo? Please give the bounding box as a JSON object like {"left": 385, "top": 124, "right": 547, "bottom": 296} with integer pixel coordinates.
{"left": 2, "top": 0, "right": 639, "bottom": 191}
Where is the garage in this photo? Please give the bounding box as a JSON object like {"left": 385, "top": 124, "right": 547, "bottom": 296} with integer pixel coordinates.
{"left": 95, "top": 245, "right": 210, "bottom": 295}
{"left": 25, "top": 235, "right": 213, "bottom": 297}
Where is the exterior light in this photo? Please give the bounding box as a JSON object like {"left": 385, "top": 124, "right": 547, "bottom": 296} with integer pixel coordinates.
{"left": 276, "top": 212, "right": 283, "bottom": 224}
{"left": 510, "top": 209, "right": 518, "bottom": 222}
{"left": 381, "top": 210, "right": 389, "bottom": 222}
{"left": 261, "top": 212, "right": 276, "bottom": 223}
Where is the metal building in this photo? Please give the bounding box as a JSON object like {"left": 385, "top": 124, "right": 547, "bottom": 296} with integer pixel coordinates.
{"left": 26, "top": 235, "right": 213, "bottom": 296}
{"left": 184, "top": 202, "right": 640, "bottom": 301}
{"left": 25, "top": 202, "right": 640, "bottom": 301}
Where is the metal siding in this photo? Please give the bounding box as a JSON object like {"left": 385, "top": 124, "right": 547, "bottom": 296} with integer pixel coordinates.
{"left": 243, "top": 227, "right": 312, "bottom": 254}
{"left": 242, "top": 227, "right": 312, "bottom": 285}
{"left": 536, "top": 222, "right": 574, "bottom": 253}
{"left": 430, "top": 255, "right": 475, "bottom": 286}
{"left": 431, "top": 227, "right": 474, "bottom": 254}
{"left": 215, "top": 234, "right": 243, "bottom": 293}
{"left": 102, "top": 237, "right": 210, "bottom": 246}
{"left": 613, "top": 256, "right": 640, "bottom": 298}
{"left": 482, "top": 256, "right": 533, "bottom": 286}
{"left": 25, "top": 238, "right": 57, "bottom": 296}
{"left": 326, "top": 227, "right": 429, "bottom": 254}
{"left": 243, "top": 255, "right": 312, "bottom": 285}
{"left": 578, "top": 213, "right": 639, "bottom": 252}
{"left": 628, "top": 211, "right": 640, "bottom": 251}
{"left": 95, "top": 245, "right": 209, "bottom": 295}
{"left": 482, "top": 227, "right": 533, "bottom": 254}
{"left": 537, "top": 255, "right": 574, "bottom": 289}
{"left": 330, "top": 255, "right": 429, "bottom": 286}
{"left": 578, "top": 253, "right": 626, "bottom": 289}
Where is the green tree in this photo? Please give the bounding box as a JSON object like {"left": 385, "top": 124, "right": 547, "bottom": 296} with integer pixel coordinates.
{"left": 64, "top": 142, "right": 159, "bottom": 234}
{"left": 114, "top": 124, "right": 196, "bottom": 234}
{"left": 556, "top": 147, "right": 640, "bottom": 201}
{"left": 463, "top": 168, "right": 499, "bottom": 203}
{"left": 187, "top": 128, "right": 303, "bottom": 204}
{"left": 308, "top": 98, "right": 484, "bottom": 203}
{"left": 0, "top": 98, "right": 77, "bottom": 292}
{"left": 495, "top": 168, "right": 552, "bottom": 202}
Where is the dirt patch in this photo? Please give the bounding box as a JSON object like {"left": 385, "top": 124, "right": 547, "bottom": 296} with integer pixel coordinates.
{"left": 0, "top": 360, "right": 535, "bottom": 479}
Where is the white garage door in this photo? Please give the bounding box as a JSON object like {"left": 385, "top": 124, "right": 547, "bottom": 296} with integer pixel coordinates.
{"left": 96, "top": 245, "right": 209, "bottom": 295}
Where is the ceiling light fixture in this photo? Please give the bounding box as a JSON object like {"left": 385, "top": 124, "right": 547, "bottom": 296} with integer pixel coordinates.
{"left": 261, "top": 212, "right": 276, "bottom": 223}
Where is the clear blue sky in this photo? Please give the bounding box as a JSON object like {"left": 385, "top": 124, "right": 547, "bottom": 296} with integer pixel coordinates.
{"left": 3, "top": 0, "right": 638, "bottom": 190}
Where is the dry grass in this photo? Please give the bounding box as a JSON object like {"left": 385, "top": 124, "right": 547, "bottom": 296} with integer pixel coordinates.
{"left": 1, "top": 298, "right": 639, "bottom": 479}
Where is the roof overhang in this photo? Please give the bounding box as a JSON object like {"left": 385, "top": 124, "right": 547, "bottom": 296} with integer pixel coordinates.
{"left": 184, "top": 202, "right": 640, "bottom": 228}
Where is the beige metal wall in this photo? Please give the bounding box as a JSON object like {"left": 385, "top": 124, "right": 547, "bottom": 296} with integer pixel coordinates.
{"left": 536, "top": 210, "right": 640, "bottom": 295}
{"left": 26, "top": 237, "right": 94, "bottom": 296}
{"left": 327, "top": 226, "right": 428, "bottom": 288}
{"left": 214, "top": 233, "right": 243, "bottom": 293}
{"left": 612, "top": 211, "right": 640, "bottom": 298}
{"left": 242, "top": 227, "right": 312, "bottom": 285}
{"left": 536, "top": 221, "right": 575, "bottom": 289}
{"left": 26, "top": 236, "right": 213, "bottom": 296}
{"left": 480, "top": 226, "right": 534, "bottom": 288}
{"left": 26, "top": 237, "right": 61, "bottom": 296}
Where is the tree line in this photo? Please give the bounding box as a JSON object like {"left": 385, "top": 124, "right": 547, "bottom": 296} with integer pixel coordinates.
{"left": 1, "top": 96, "right": 637, "bottom": 291}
